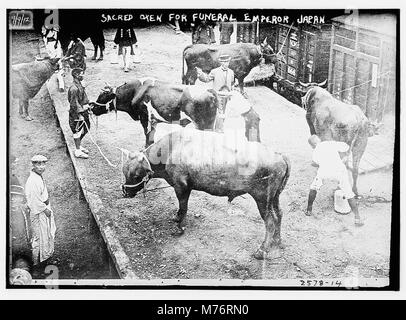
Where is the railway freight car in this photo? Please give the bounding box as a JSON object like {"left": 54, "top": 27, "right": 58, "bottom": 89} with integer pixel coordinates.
{"left": 328, "top": 14, "right": 396, "bottom": 123}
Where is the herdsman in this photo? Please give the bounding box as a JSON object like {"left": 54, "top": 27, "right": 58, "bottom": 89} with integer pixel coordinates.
{"left": 305, "top": 135, "right": 363, "bottom": 226}
{"left": 68, "top": 68, "right": 91, "bottom": 159}
{"left": 196, "top": 54, "right": 235, "bottom": 132}
{"left": 192, "top": 20, "right": 216, "bottom": 44}
{"left": 41, "top": 24, "right": 65, "bottom": 92}
{"left": 25, "top": 155, "right": 56, "bottom": 267}
{"left": 66, "top": 33, "right": 87, "bottom": 71}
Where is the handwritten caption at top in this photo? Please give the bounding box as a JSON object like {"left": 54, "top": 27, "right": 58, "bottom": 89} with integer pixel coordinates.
{"left": 101, "top": 13, "right": 325, "bottom": 24}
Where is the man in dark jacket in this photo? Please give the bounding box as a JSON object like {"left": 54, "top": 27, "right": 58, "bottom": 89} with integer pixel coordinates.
{"left": 68, "top": 68, "right": 91, "bottom": 159}
{"left": 66, "top": 33, "right": 87, "bottom": 71}
{"left": 192, "top": 20, "right": 216, "bottom": 45}
{"left": 114, "top": 27, "right": 138, "bottom": 72}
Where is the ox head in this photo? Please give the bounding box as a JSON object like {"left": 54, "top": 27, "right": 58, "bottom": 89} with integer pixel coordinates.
{"left": 90, "top": 83, "right": 117, "bottom": 116}
{"left": 260, "top": 37, "right": 278, "bottom": 64}
{"left": 122, "top": 151, "right": 154, "bottom": 198}
{"left": 299, "top": 79, "right": 328, "bottom": 109}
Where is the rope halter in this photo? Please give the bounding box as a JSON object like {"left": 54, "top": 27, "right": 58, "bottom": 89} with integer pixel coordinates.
{"left": 92, "top": 87, "right": 117, "bottom": 119}
{"left": 121, "top": 153, "right": 154, "bottom": 197}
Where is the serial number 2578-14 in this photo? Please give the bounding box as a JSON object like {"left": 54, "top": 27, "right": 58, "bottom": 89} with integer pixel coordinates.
{"left": 300, "top": 279, "right": 343, "bottom": 287}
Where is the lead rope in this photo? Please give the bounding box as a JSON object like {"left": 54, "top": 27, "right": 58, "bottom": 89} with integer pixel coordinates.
{"left": 82, "top": 120, "right": 119, "bottom": 168}
{"left": 276, "top": 22, "right": 295, "bottom": 58}
{"left": 332, "top": 70, "right": 392, "bottom": 95}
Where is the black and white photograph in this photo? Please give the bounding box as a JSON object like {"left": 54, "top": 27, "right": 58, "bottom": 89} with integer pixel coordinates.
{"left": 3, "top": 1, "right": 402, "bottom": 295}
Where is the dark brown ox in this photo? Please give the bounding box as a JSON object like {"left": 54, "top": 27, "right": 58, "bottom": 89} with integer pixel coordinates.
{"left": 122, "top": 129, "right": 290, "bottom": 260}
{"left": 11, "top": 57, "right": 64, "bottom": 120}
{"left": 182, "top": 39, "right": 279, "bottom": 95}
{"left": 302, "top": 86, "right": 370, "bottom": 197}
{"left": 90, "top": 78, "right": 219, "bottom": 146}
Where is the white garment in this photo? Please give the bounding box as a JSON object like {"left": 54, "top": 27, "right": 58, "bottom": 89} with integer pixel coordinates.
{"left": 312, "top": 141, "right": 349, "bottom": 178}
{"left": 25, "top": 171, "right": 56, "bottom": 264}
{"left": 310, "top": 141, "right": 354, "bottom": 199}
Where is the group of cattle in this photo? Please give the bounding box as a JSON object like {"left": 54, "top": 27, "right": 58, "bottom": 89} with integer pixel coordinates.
{"left": 10, "top": 25, "right": 375, "bottom": 260}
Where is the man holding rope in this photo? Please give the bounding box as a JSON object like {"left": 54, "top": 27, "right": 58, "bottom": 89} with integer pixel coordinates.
{"left": 196, "top": 54, "right": 235, "bottom": 132}
{"left": 68, "top": 68, "right": 91, "bottom": 159}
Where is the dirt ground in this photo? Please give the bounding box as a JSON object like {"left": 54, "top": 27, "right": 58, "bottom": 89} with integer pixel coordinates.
{"left": 10, "top": 26, "right": 394, "bottom": 282}
{"left": 9, "top": 31, "right": 116, "bottom": 279}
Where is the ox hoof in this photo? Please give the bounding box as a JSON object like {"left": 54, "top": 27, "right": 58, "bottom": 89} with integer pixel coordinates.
{"left": 354, "top": 194, "right": 362, "bottom": 200}
{"left": 354, "top": 218, "right": 364, "bottom": 227}
{"left": 171, "top": 227, "right": 185, "bottom": 237}
{"left": 171, "top": 215, "right": 181, "bottom": 223}
{"left": 24, "top": 116, "right": 33, "bottom": 121}
{"left": 98, "top": 57, "right": 104, "bottom": 61}
{"left": 274, "top": 240, "right": 285, "bottom": 249}
{"left": 91, "top": 56, "right": 97, "bottom": 60}
{"left": 305, "top": 210, "right": 312, "bottom": 216}
{"left": 253, "top": 249, "right": 267, "bottom": 260}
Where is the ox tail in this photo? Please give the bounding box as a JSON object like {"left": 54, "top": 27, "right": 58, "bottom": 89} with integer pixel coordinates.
{"left": 206, "top": 88, "right": 219, "bottom": 128}
{"left": 182, "top": 45, "right": 193, "bottom": 84}
{"left": 305, "top": 107, "right": 317, "bottom": 135}
{"left": 276, "top": 154, "right": 291, "bottom": 198}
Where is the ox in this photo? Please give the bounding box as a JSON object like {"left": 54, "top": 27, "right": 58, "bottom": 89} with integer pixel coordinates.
{"left": 121, "top": 129, "right": 291, "bottom": 260}
{"left": 302, "top": 86, "right": 370, "bottom": 197}
{"left": 57, "top": 10, "right": 105, "bottom": 60}
{"left": 11, "top": 57, "right": 65, "bottom": 121}
{"left": 90, "top": 79, "right": 218, "bottom": 146}
{"left": 182, "top": 39, "right": 279, "bottom": 96}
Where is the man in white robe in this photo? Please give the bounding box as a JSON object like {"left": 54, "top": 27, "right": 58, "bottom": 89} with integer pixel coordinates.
{"left": 25, "top": 155, "right": 56, "bottom": 266}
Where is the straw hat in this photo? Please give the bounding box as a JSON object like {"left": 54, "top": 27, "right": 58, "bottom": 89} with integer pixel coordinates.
{"left": 31, "top": 154, "right": 48, "bottom": 163}
{"left": 218, "top": 54, "right": 231, "bottom": 62}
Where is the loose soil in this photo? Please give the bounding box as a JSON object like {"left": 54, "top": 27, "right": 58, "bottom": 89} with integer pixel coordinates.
{"left": 9, "top": 30, "right": 116, "bottom": 279}
{"left": 9, "top": 26, "right": 394, "bottom": 282}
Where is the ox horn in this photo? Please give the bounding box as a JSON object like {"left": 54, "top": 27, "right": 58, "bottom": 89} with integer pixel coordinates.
{"left": 318, "top": 79, "right": 328, "bottom": 87}
{"left": 104, "top": 81, "right": 112, "bottom": 88}
{"left": 299, "top": 80, "right": 311, "bottom": 88}
{"left": 262, "top": 37, "right": 268, "bottom": 45}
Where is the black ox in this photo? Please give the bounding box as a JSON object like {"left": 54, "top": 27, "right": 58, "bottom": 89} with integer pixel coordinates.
{"left": 122, "top": 129, "right": 291, "bottom": 260}
{"left": 90, "top": 79, "right": 219, "bottom": 146}
{"left": 57, "top": 10, "right": 105, "bottom": 61}
{"left": 182, "top": 39, "right": 279, "bottom": 95}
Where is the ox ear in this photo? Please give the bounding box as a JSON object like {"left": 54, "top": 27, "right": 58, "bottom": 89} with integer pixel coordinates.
{"left": 129, "top": 152, "right": 138, "bottom": 160}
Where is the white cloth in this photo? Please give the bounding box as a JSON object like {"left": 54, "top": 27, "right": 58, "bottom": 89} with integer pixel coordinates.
{"left": 310, "top": 141, "right": 354, "bottom": 199}
{"left": 312, "top": 141, "right": 349, "bottom": 177}
{"left": 222, "top": 91, "right": 251, "bottom": 141}
{"left": 25, "top": 171, "right": 56, "bottom": 265}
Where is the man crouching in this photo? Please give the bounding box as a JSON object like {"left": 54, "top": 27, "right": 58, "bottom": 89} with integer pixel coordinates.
{"left": 305, "top": 135, "right": 363, "bottom": 227}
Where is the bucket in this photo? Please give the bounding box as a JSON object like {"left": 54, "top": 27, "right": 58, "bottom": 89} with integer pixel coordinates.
{"left": 334, "top": 189, "right": 351, "bottom": 214}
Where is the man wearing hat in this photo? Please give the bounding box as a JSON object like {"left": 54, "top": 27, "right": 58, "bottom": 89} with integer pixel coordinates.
{"left": 196, "top": 54, "right": 235, "bottom": 131}
{"left": 68, "top": 67, "right": 91, "bottom": 159}
{"left": 305, "top": 135, "right": 363, "bottom": 226}
{"left": 25, "top": 155, "right": 56, "bottom": 267}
